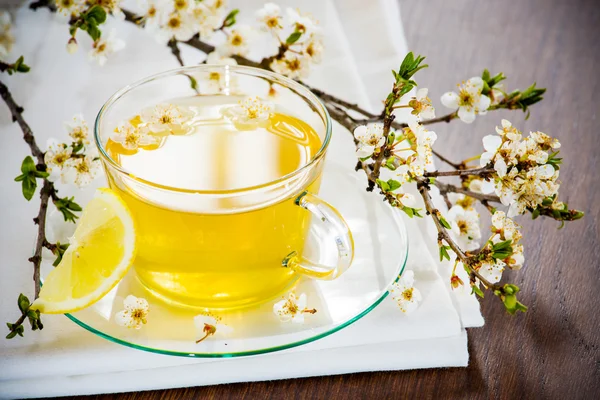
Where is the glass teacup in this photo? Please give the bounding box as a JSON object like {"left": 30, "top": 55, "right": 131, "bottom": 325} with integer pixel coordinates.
{"left": 95, "top": 65, "right": 354, "bottom": 309}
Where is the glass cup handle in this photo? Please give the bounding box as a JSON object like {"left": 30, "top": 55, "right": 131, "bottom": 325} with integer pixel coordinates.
{"left": 282, "top": 191, "right": 354, "bottom": 280}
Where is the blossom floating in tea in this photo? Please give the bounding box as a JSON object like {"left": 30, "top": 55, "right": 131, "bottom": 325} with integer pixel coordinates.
{"left": 140, "top": 103, "right": 193, "bottom": 136}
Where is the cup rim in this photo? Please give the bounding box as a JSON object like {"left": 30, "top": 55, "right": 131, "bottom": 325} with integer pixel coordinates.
{"left": 94, "top": 65, "right": 332, "bottom": 195}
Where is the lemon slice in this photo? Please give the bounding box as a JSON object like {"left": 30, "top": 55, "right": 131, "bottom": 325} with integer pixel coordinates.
{"left": 32, "top": 188, "right": 136, "bottom": 314}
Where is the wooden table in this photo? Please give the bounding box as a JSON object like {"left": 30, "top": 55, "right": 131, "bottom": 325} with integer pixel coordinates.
{"left": 54, "top": 0, "right": 599, "bottom": 398}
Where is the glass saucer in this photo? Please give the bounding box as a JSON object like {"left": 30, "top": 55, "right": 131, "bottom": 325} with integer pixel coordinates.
{"left": 41, "top": 161, "right": 408, "bottom": 357}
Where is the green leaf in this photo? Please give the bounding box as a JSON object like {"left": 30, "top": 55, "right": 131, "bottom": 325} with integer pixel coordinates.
{"left": 18, "top": 293, "right": 30, "bottom": 313}
{"left": 14, "top": 56, "right": 30, "bottom": 73}
{"left": 385, "top": 157, "right": 397, "bottom": 170}
{"left": 376, "top": 179, "right": 390, "bottom": 192}
{"left": 492, "top": 239, "right": 513, "bottom": 252}
{"left": 223, "top": 9, "right": 240, "bottom": 28}
{"left": 439, "top": 217, "right": 452, "bottom": 230}
{"left": 71, "top": 141, "right": 84, "bottom": 154}
{"left": 21, "top": 175, "right": 37, "bottom": 201}
{"left": 387, "top": 179, "right": 401, "bottom": 191}
{"left": 531, "top": 208, "right": 540, "bottom": 220}
{"left": 86, "top": 23, "right": 102, "bottom": 41}
{"left": 472, "top": 285, "right": 484, "bottom": 298}
{"left": 6, "top": 330, "right": 18, "bottom": 339}
{"left": 20, "top": 156, "right": 36, "bottom": 173}
{"left": 189, "top": 75, "right": 198, "bottom": 90}
{"left": 481, "top": 69, "right": 491, "bottom": 82}
{"left": 286, "top": 31, "right": 303, "bottom": 44}
{"left": 27, "top": 309, "right": 43, "bottom": 331}
{"left": 52, "top": 243, "right": 70, "bottom": 267}
{"left": 439, "top": 245, "right": 451, "bottom": 262}
{"left": 54, "top": 196, "right": 82, "bottom": 223}
{"left": 85, "top": 5, "right": 107, "bottom": 25}
{"left": 387, "top": 132, "right": 395, "bottom": 145}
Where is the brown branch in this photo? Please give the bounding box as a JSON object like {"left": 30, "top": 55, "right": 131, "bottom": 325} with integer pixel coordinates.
{"left": 435, "top": 181, "right": 501, "bottom": 203}
{"left": 29, "top": 181, "right": 53, "bottom": 299}
{"left": 0, "top": 79, "right": 44, "bottom": 164}
{"left": 424, "top": 166, "right": 494, "bottom": 178}
{"left": 416, "top": 178, "right": 501, "bottom": 290}
{"left": 1, "top": 78, "right": 59, "bottom": 337}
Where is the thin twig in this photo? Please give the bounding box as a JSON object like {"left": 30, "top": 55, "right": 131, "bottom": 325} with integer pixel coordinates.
{"left": 435, "top": 181, "right": 501, "bottom": 203}
{"left": 0, "top": 79, "right": 44, "bottom": 163}
{"left": 166, "top": 39, "right": 200, "bottom": 94}
{"left": 424, "top": 166, "right": 494, "bottom": 178}
{"left": 432, "top": 149, "right": 462, "bottom": 169}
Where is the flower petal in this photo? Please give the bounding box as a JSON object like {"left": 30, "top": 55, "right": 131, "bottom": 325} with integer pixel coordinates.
{"left": 458, "top": 107, "right": 476, "bottom": 123}
{"left": 441, "top": 92, "right": 459, "bottom": 109}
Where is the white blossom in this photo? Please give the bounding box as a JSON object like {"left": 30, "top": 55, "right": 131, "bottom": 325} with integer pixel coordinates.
{"left": 115, "top": 295, "right": 149, "bottom": 329}
{"left": 270, "top": 52, "right": 310, "bottom": 79}
{"left": 140, "top": 103, "right": 193, "bottom": 135}
{"left": 55, "top": 0, "right": 85, "bottom": 18}
{"left": 353, "top": 123, "right": 385, "bottom": 158}
{"left": 172, "top": 0, "right": 193, "bottom": 12}
{"left": 100, "top": 0, "right": 125, "bottom": 20}
{"left": 447, "top": 192, "right": 475, "bottom": 210}
{"left": 480, "top": 134, "right": 502, "bottom": 167}
{"left": 0, "top": 11, "right": 14, "bottom": 61}
{"left": 65, "top": 113, "right": 90, "bottom": 144}
{"left": 194, "top": 313, "right": 233, "bottom": 342}
{"left": 221, "top": 96, "right": 273, "bottom": 127}
{"left": 302, "top": 34, "right": 324, "bottom": 63}
{"left": 286, "top": 8, "right": 319, "bottom": 34}
{"left": 111, "top": 121, "right": 158, "bottom": 150}
{"left": 389, "top": 270, "right": 421, "bottom": 313}
{"left": 408, "top": 88, "right": 435, "bottom": 120}
{"left": 273, "top": 292, "right": 315, "bottom": 324}
{"left": 441, "top": 77, "right": 491, "bottom": 123}
{"left": 256, "top": 3, "right": 283, "bottom": 31}
{"left": 447, "top": 205, "right": 481, "bottom": 251}
{"left": 44, "top": 139, "right": 73, "bottom": 183}
{"left": 219, "top": 25, "right": 254, "bottom": 56}
{"left": 189, "top": 3, "right": 221, "bottom": 38}
{"left": 161, "top": 12, "right": 196, "bottom": 42}
{"left": 140, "top": 0, "right": 168, "bottom": 30}
{"left": 478, "top": 259, "right": 505, "bottom": 284}
{"left": 404, "top": 121, "right": 437, "bottom": 177}
{"left": 203, "top": 0, "right": 228, "bottom": 15}
{"left": 88, "top": 30, "right": 125, "bottom": 66}
{"left": 63, "top": 153, "right": 101, "bottom": 188}
{"left": 530, "top": 130, "right": 561, "bottom": 150}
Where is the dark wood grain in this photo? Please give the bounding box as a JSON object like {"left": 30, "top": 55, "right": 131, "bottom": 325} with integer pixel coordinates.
{"left": 48, "top": 0, "right": 600, "bottom": 398}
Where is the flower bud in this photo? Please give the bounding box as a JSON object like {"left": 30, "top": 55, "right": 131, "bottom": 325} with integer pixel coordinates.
{"left": 66, "top": 38, "right": 78, "bottom": 54}
{"left": 450, "top": 274, "right": 464, "bottom": 289}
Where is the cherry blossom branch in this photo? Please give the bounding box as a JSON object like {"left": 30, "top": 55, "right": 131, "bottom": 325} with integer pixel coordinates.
{"left": 415, "top": 178, "right": 501, "bottom": 290}
{"left": 0, "top": 79, "right": 50, "bottom": 337}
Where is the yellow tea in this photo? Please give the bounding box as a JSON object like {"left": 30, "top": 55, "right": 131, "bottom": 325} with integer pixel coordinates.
{"left": 106, "top": 96, "right": 322, "bottom": 309}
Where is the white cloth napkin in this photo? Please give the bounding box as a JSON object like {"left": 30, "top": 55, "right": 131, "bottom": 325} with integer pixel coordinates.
{"left": 0, "top": 1, "right": 483, "bottom": 398}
